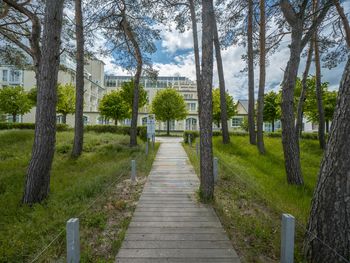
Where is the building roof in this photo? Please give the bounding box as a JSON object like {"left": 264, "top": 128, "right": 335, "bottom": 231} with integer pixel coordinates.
{"left": 238, "top": 100, "right": 249, "bottom": 113}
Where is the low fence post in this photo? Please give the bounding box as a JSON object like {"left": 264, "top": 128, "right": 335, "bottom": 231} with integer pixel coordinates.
{"left": 131, "top": 160, "right": 136, "bottom": 181}
{"left": 281, "top": 213, "right": 295, "bottom": 263}
{"left": 145, "top": 139, "right": 149, "bottom": 155}
{"left": 152, "top": 134, "right": 155, "bottom": 149}
{"left": 188, "top": 134, "right": 192, "bottom": 147}
{"left": 66, "top": 218, "right": 80, "bottom": 263}
{"left": 213, "top": 157, "right": 218, "bottom": 183}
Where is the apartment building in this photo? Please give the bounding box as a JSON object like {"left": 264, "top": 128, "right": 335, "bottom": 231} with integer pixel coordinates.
{"left": 105, "top": 75, "right": 199, "bottom": 130}
{"left": 0, "top": 53, "right": 106, "bottom": 125}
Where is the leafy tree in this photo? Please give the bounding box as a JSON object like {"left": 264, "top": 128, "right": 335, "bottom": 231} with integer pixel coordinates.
{"left": 0, "top": 86, "right": 32, "bottom": 122}
{"left": 151, "top": 88, "right": 187, "bottom": 135}
{"left": 98, "top": 91, "right": 129, "bottom": 125}
{"left": 57, "top": 83, "right": 76, "bottom": 124}
{"left": 263, "top": 91, "right": 280, "bottom": 132}
{"left": 212, "top": 88, "right": 236, "bottom": 128}
{"left": 120, "top": 79, "right": 148, "bottom": 111}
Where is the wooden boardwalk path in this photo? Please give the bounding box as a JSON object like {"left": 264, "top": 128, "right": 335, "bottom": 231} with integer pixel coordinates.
{"left": 116, "top": 138, "right": 240, "bottom": 262}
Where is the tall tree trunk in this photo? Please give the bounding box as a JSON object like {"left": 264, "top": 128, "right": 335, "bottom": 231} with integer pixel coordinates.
{"left": 188, "top": 0, "right": 202, "bottom": 121}
{"left": 199, "top": 0, "right": 214, "bottom": 202}
{"left": 313, "top": 0, "right": 326, "bottom": 149}
{"left": 296, "top": 42, "right": 313, "bottom": 140}
{"left": 272, "top": 120, "right": 274, "bottom": 132}
{"left": 121, "top": 10, "right": 142, "bottom": 147}
{"left": 72, "top": 0, "right": 85, "bottom": 158}
{"left": 280, "top": 26, "right": 304, "bottom": 185}
{"left": 305, "top": 4, "right": 350, "bottom": 261}
{"left": 326, "top": 120, "right": 329, "bottom": 133}
{"left": 305, "top": 57, "right": 350, "bottom": 263}
{"left": 12, "top": 114, "right": 16, "bottom": 123}
{"left": 213, "top": 13, "right": 229, "bottom": 144}
{"left": 22, "top": 0, "right": 65, "bottom": 204}
{"left": 62, "top": 114, "right": 67, "bottom": 124}
{"left": 257, "top": 0, "right": 266, "bottom": 154}
{"left": 167, "top": 119, "right": 170, "bottom": 135}
{"left": 247, "top": 0, "right": 256, "bottom": 145}
{"left": 114, "top": 119, "right": 118, "bottom": 126}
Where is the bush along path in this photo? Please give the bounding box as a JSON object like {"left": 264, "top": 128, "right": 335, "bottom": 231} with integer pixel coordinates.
{"left": 116, "top": 137, "right": 239, "bottom": 262}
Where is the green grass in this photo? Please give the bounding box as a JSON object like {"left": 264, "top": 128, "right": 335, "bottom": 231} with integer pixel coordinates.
{"left": 184, "top": 135, "right": 323, "bottom": 262}
{"left": 0, "top": 130, "right": 158, "bottom": 262}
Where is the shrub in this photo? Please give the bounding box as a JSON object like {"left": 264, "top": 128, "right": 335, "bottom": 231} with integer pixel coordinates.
{"left": 84, "top": 125, "right": 147, "bottom": 141}
{"left": 0, "top": 122, "right": 69, "bottom": 131}
{"left": 183, "top": 130, "right": 199, "bottom": 143}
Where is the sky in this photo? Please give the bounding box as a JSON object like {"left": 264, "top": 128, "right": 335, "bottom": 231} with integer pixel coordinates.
{"left": 100, "top": 3, "right": 350, "bottom": 100}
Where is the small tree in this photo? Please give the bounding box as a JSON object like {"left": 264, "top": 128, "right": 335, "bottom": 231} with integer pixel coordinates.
{"left": 0, "top": 86, "right": 32, "bottom": 122}
{"left": 57, "top": 83, "right": 76, "bottom": 124}
{"left": 98, "top": 90, "right": 129, "bottom": 125}
{"left": 120, "top": 79, "right": 148, "bottom": 112}
{"left": 151, "top": 88, "right": 187, "bottom": 135}
{"left": 263, "top": 91, "right": 280, "bottom": 132}
{"left": 212, "top": 88, "right": 236, "bottom": 128}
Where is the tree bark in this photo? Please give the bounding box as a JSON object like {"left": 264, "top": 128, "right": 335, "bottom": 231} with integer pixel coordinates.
{"left": 12, "top": 114, "right": 16, "bottom": 123}
{"left": 72, "top": 0, "right": 85, "bottom": 158}
{"left": 281, "top": 25, "right": 304, "bottom": 185}
{"left": 313, "top": 0, "right": 326, "bottom": 149}
{"left": 167, "top": 119, "right": 170, "bottom": 135}
{"left": 22, "top": 0, "right": 65, "bottom": 204}
{"left": 62, "top": 114, "right": 67, "bottom": 124}
{"left": 213, "top": 12, "right": 229, "bottom": 144}
{"left": 326, "top": 120, "right": 329, "bottom": 133}
{"left": 199, "top": 0, "right": 214, "bottom": 202}
{"left": 121, "top": 7, "right": 143, "bottom": 147}
{"left": 257, "top": 0, "right": 266, "bottom": 154}
{"left": 305, "top": 4, "right": 350, "bottom": 260}
{"left": 296, "top": 42, "right": 313, "bottom": 140}
{"left": 247, "top": 0, "right": 256, "bottom": 145}
{"left": 304, "top": 57, "right": 350, "bottom": 263}
{"left": 188, "top": 0, "right": 202, "bottom": 121}
{"left": 272, "top": 120, "right": 274, "bottom": 132}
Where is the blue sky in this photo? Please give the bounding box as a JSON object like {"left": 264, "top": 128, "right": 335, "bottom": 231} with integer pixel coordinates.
{"left": 102, "top": 3, "right": 350, "bottom": 100}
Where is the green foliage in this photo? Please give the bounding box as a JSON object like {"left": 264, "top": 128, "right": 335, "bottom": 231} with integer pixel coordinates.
{"left": 98, "top": 91, "right": 129, "bottom": 124}
{"left": 27, "top": 87, "right": 37, "bottom": 106}
{"left": 119, "top": 79, "right": 148, "bottom": 110}
{"left": 0, "top": 86, "right": 32, "bottom": 121}
{"left": 183, "top": 130, "right": 199, "bottom": 143}
{"left": 212, "top": 88, "right": 237, "bottom": 126}
{"left": 0, "top": 130, "right": 158, "bottom": 262}
{"left": 84, "top": 125, "right": 147, "bottom": 141}
{"left": 151, "top": 88, "right": 188, "bottom": 122}
{"left": 184, "top": 135, "right": 324, "bottom": 261}
{"left": 295, "top": 76, "right": 337, "bottom": 123}
{"left": 240, "top": 116, "right": 249, "bottom": 132}
{"left": 0, "top": 122, "right": 69, "bottom": 131}
{"left": 263, "top": 91, "right": 280, "bottom": 124}
{"left": 57, "top": 83, "right": 76, "bottom": 117}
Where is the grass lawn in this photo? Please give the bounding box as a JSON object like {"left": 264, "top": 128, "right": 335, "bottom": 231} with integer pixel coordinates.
{"left": 0, "top": 130, "right": 158, "bottom": 262}
{"left": 184, "top": 135, "right": 323, "bottom": 262}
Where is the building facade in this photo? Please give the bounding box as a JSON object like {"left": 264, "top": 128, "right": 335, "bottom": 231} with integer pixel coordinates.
{"left": 0, "top": 54, "right": 106, "bottom": 125}
{"left": 105, "top": 75, "right": 199, "bottom": 131}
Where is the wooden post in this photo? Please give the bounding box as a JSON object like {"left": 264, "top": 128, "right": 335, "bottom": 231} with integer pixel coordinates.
{"left": 145, "top": 139, "right": 149, "bottom": 155}
{"left": 281, "top": 213, "right": 295, "bottom": 263}
{"left": 213, "top": 157, "right": 219, "bottom": 183}
{"left": 131, "top": 160, "right": 136, "bottom": 181}
{"left": 188, "top": 134, "right": 192, "bottom": 147}
{"left": 66, "top": 218, "right": 80, "bottom": 263}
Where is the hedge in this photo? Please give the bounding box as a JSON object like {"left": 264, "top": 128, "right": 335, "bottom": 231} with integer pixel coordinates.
{"left": 0, "top": 122, "right": 69, "bottom": 131}
{"left": 84, "top": 125, "right": 147, "bottom": 141}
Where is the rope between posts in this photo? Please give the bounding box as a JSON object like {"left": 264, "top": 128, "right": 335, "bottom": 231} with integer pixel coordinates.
{"left": 189, "top": 145, "right": 350, "bottom": 263}
{"left": 29, "top": 150, "right": 146, "bottom": 262}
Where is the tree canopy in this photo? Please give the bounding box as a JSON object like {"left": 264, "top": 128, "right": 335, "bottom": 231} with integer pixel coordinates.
{"left": 56, "top": 83, "right": 76, "bottom": 123}
{"left": 263, "top": 91, "right": 280, "bottom": 132}
{"left": 212, "top": 88, "right": 236, "bottom": 127}
{"left": 151, "top": 88, "right": 187, "bottom": 135}
{"left": 119, "top": 79, "right": 148, "bottom": 111}
{"left": 0, "top": 86, "right": 32, "bottom": 122}
{"left": 98, "top": 90, "right": 129, "bottom": 125}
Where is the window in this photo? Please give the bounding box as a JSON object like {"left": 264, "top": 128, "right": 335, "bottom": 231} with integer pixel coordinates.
{"left": 2, "top": 70, "right": 8, "bottom": 81}
{"left": 9, "top": 69, "right": 21, "bottom": 83}
{"left": 186, "top": 118, "right": 197, "bottom": 130}
{"left": 231, "top": 117, "right": 243, "bottom": 127}
{"left": 83, "top": 116, "right": 89, "bottom": 125}
{"left": 123, "top": 119, "right": 131, "bottom": 126}
{"left": 187, "top": 103, "right": 196, "bottom": 111}
{"left": 184, "top": 93, "right": 193, "bottom": 99}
